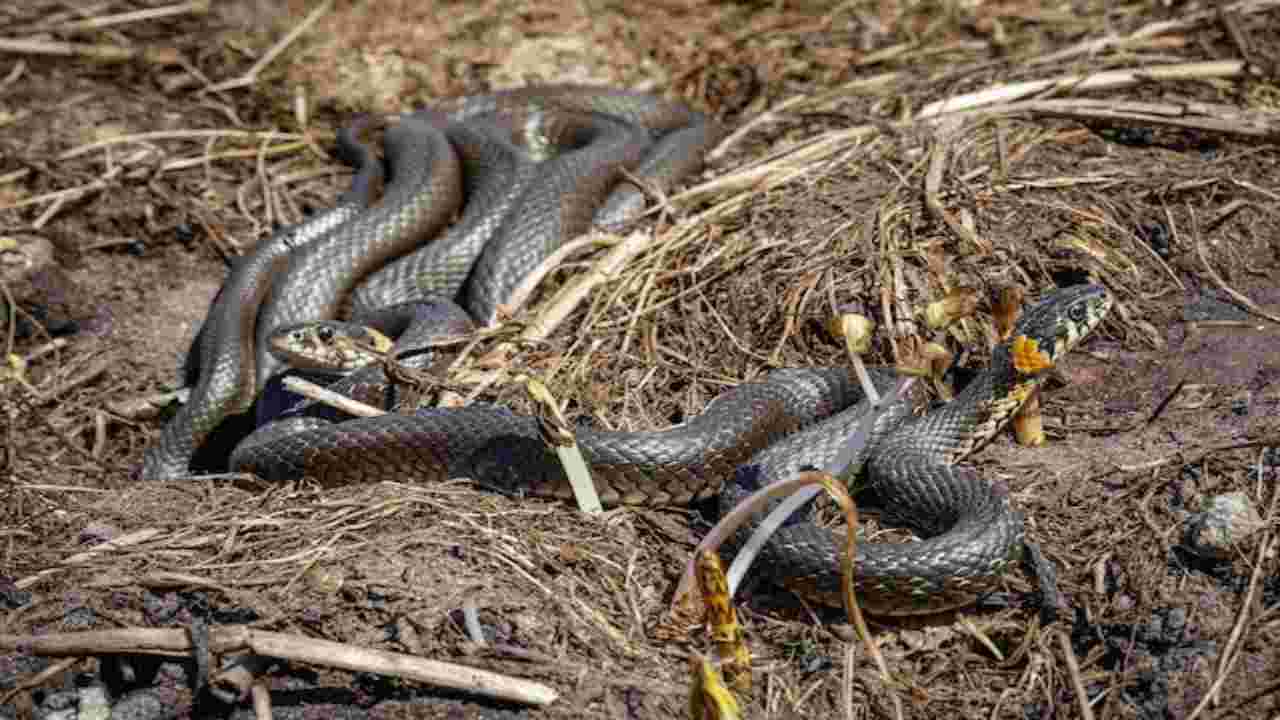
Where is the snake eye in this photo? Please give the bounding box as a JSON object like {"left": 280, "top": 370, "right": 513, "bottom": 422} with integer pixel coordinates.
{"left": 317, "top": 325, "right": 334, "bottom": 343}
{"left": 1067, "top": 303, "right": 1088, "bottom": 324}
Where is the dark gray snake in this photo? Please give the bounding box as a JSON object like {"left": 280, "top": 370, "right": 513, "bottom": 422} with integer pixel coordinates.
{"left": 141, "top": 86, "right": 1113, "bottom": 614}
{"left": 234, "top": 285, "right": 1111, "bottom": 614}
{"left": 142, "top": 86, "right": 718, "bottom": 479}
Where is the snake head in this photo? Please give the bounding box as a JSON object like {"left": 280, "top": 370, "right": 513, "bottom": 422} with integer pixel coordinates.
{"left": 265, "top": 320, "right": 393, "bottom": 373}
{"left": 1005, "top": 284, "right": 1112, "bottom": 376}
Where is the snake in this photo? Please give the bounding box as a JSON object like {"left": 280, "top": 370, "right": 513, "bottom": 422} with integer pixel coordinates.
{"left": 233, "top": 284, "right": 1111, "bottom": 614}
{"left": 142, "top": 86, "right": 721, "bottom": 480}
{"left": 140, "top": 118, "right": 385, "bottom": 480}
{"left": 141, "top": 86, "right": 1113, "bottom": 613}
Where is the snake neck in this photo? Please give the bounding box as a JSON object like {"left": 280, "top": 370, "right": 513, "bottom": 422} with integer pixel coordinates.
{"left": 895, "top": 346, "right": 1042, "bottom": 464}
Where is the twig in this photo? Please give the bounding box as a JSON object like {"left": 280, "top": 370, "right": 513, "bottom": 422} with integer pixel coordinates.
{"left": 0, "top": 626, "right": 559, "bottom": 706}
{"left": 1187, "top": 530, "right": 1277, "bottom": 719}
{"left": 1028, "top": 0, "right": 1279, "bottom": 66}
{"left": 1127, "top": 205, "right": 1186, "bottom": 291}
{"left": 1091, "top": 437, "right": 1280, "bottom": 486}
{"left": 996, "top": 97, "right": 1280, "bottom": 139}
{"left": 280, "top": 376, "right": 384, "bottom": 418}
{"left": 672, "top": 125, "right": 880, "bottom": 209}
{"left": 919, "top": 60, "right": 1247, "bottom": 118}
{"left": 499, "top": 232, "right": 620, "bottom": 320}
{"left": 0, "top": 166, "right": 121, "bottom": 213}
{"left": 517, "top": 228, "right": 657, "bottom": 341}
{"left": 707, "top": 92, "right": 810, "bottom": 162}
{"left": 0, "top": 656, "right": 81, "bottom": 706}
{"left": 1218, "top": 5, "right": 1260, "bottom": 70}
{"left": 708, "top": 71, "right": 904, "bottom": 164}
{"left": 454, "top": 225, "right": 683, "bottom": 398}
{"left": 1056, "top": 630, "right": 1096, "bottom": 720}
{"left": 1233, "top": 178, "right": 1280, "bottom": 202}
{"left": 40, "top": 0, "right": 210, "bottom": 33}
{"left": 251, "top": 681, "right": 272, "bottom": 720}
{"left": 20, "top": 337, "right": 68, "bottom": 365}
{"left": 1192, "top": 205, "right": 1280, "bottom": 324}
{"left": 0, "top": 59, "right": 25, "bottom": 91}
{"left": 58, "top": 129, "right": 306, "bottom": 161}
{"left": 924, "top": 119, "right": 988, "bottom": 252}
{"left": 160, "top": 141, "right": 309, "bottom": 173}
{"left": 1145, "top": 379, "right": 1186, "bottom": 426}
{"left": 0, "top": 37, "right": 181, "bottom": 65}
{"left": 204, "top": 0, "right": 333, "bottom": 93}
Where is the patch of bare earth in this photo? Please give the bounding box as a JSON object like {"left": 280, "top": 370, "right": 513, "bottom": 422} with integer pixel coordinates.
{"left": 2, "top": 1, "right": 1279, "bottom": 719}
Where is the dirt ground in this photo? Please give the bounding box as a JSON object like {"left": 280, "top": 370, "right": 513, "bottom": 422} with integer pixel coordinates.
{"left": 2, "top": 1, "right": 1280, "bottom": 719}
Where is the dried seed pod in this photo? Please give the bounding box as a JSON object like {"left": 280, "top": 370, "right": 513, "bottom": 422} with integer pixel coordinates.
{"left": 829, "top": 311, "right": 876, "bottom": 355}
{"left": 923, "top": 288, "right": 979, "bottom": 329}
{"left": 993, "top": 286, "right": 1025, "bottom": 340}
{"left": 1012, "top": 384, "right": 1046, "bottom": 446}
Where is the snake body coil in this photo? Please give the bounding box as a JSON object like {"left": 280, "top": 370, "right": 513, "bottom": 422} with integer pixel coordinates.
{"left": 140, "top": 120, "right": 384, "bottom": 480}
{"left": 234, "top": 285, "right": 1111, "bottom": 614}
{"left": 143, "top": 86, "right": 1113, "bottom": 614}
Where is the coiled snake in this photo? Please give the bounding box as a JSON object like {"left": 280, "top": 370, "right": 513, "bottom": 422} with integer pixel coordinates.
{"left": 142, "top": 86, "right": 1113, "bottom": 614}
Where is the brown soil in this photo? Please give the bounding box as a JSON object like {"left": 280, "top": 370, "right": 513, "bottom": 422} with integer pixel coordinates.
{"left": 2, "top": 2, "right": 1279, "bottom": 719}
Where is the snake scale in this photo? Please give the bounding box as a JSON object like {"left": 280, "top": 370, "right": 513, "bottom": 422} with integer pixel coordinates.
{"left": 142, "top": 85, "right": 1113, "bottom": 614}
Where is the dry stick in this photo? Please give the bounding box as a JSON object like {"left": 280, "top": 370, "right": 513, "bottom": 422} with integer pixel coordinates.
{"left": 0, "top": 166, "right": 121, "bottom": 213}
{"left": 1220, "top": 6, "right": 1258, "bottom": 67}
{"left": 999, "top": 97, "right": 1280, "bottom": 138}
{"left": 0, "top": 626, "right": 558, "bottom": 706}
{"left": 1191, "top": 206, "right": 1280, "bottom": 325}
{"left": 204, "top": 0, "right": 333, "bottom": 93}
{"left": 281, "top": 376, "right": 384, "bottom": 418}
{"left": 40, "top": 0, "right": 210, "bottom": 32}
{"left": 31, "top": 193, "right": 68, "bottom": 229}
{"left": 160, "top": 142, "right": 309, "bottom": 173}
{"left": 58, "top": 129, "right": 306, "bottom": 161}
{"left": 0, "top": 167, "right": 30, "bottom": 186}
{"left": 21, "top": 337, "right": 68, "bottom": 365}
{"left": 0, "top": 59, "right": 25, "bottom": 92}
{"left": 256, "top": 132, "right": 278, "bottom": 229}
{"left": 458, "top": 225, "right": 679, "bottom": 397}
{"left": 1056, "top": 630, "right": 1097, "bottom": 720}
{"left": 6, "top": 0, "right": 115, "bottom": 32}
{"left": 918, "top": 60, "right": 1246, "bottom": 118}
{"left": 0, "top": 37, "right": 181, "bottom": 65}
{"left": 0, "top": 279, "right": 17, "bottom": 359}
{"left": 251, "top": 681, "right": 272, "bottom": 720}
{"left": 1029, "top": 0, "right": 1279, "bottom": 66}
{"left": 673, "top": 125, "right": 880, "bottom": 208}
{"left": 1126, "top": 205, "right": 1187, "bottom": 291}
{"left": 1187, "top": 529, "right": 1278, "bottom": 719}
{"left": 1233, "top": 178, "right": 1280, "bottom": 203}
{"left": 707, "top": 92, "right": 812, "bottom": 161}
{"left": 14, "top": 527, "right": 166, "bottom": 589}
{"left": 500, "top": 232, "right": 621, "bottom": 318}
{"left": 0, "top": 656, "right": 80, "bottom": 706}
{"left": 1194, "top": 482, "right": 1280, "bottom": 715}
{"left": 924, "top": 118, "right": 988, "bottom": 253}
